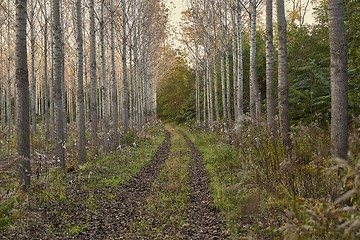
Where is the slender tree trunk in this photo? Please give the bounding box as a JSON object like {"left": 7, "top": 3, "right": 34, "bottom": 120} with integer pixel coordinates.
{"left": 76, "top": 0, "right": 86, "bottom": 163}
{"left": 225, "top": 3, "right": 232, "bottom": 122}
{"left": 16, "top": 0, "right": 31, "bottom": 189}
{"left": 43, "top": 1, "right": 50, "bottom": 142}
{"left": 250, "top": 0, "right": 261, "bottom": 123}
{"left": 89, "top": 0, "right": 98, "bottom": 154}
{"left": 193, "top": 1, "right": 201, "bottom": 126}
{"left": 277, "top": 0, "right": 291, "bottom": 148}
{"left": 236, "top": 0, "right": 244, "bottom": 125}
{"left": 266, "top": 0, "right": 276, "bottom": 135}
{"left": 221, "top": 52, "right": 226, "bottom": 121}
{"left": 100, "top": 0, "right": 109, "bottom": 153}
{"left": 232, "top": 3, "right": 238, "bottom": 122}
{"left": 122, "top": 0, "right": 129, "bottom": 139}
{"left": 7, "top": 0, "right": 12, "bottom": 143}
{"left": 329, "top": 0, "right": 348, "bottom": 159}
{"left": 110, "top": 0, "right": 118, "bottom": 149}
{"left": 30, "top": 0, "right": 36, "bottom": 133}
{"left": 53, "top": 0, "right": 65, "bottom": 169}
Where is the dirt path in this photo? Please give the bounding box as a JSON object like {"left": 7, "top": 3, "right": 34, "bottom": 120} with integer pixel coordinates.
{"left": 2, "top": 128, "right": 228, "bottom": 239}
{"left": 79, "top": 131, "right": 171, "bottom": 239}
{"left": 181, "top": 131, "right": 227, "bottom": 239}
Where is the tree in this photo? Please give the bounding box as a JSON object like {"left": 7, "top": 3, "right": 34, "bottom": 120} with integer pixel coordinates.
{"left": 122, "top": 0, "right": 129, "bottom": 139}
{"left": 249, "top": 0, "right": 261, "bottom": 123}
{"left": 328, "top": 0, "right": 348, "bottom": 159}
{"left": 110, "top": 0, "right": 118, "bottom": 149}
{"left": 266, "top": 0, "right": 276, "bottom": 135}
{"left": 76, "top": 0, "right": 86, "bottom": 163}
{"left": 100, "top": 0, "right": 109, "bottom": 153}
{"left": 30, "top": 0, "right": 36, "bottom": 133}
{"left": 53, "top": 0, "right": 65, "bottom": 169}
{"left": 277, "top": 0, "right": 291, "bottom": 148}
{"left": 16, "top": 0, "right": 31, "bottom": 189}
{"left": 89, "top": 0, "right": 98, "bottom": 154}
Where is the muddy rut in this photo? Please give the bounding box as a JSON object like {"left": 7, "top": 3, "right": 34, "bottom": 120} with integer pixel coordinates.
{"left": 182, "top": 131, "right": 227, "bottom": 239}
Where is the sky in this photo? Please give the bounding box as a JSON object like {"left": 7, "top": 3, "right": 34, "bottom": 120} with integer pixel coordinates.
{"left": 164, "top": 0, "right": 316, "bottom": 47}
{"left": 164, "top": 0, "right": 188, "bottom": 47}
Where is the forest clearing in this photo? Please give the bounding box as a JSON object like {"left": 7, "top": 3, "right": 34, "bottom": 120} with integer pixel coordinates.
{"left": 1, "top": 0, "right": 360, "bottom": 239}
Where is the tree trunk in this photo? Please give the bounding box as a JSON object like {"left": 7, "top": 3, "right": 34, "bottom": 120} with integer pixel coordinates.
{"left": 250, "top": 0, "right": 261, "bottom": 123}
{"left": 100, "top": 0, "right": 109, "bottom": 153}
{"left": 277, "top": 0, "right": 291, "bottom": 148}
{"left": 76, "top": 0, "right": 86, "bottom": 163}
{"left": 30, "top": 0, "right": 36, "bottom": 133}
{"left": 193, "top": 1, "right": 201, "bottom": 126}
{"left": 225, "top": 3, "right": 232, "bottom": 123}
{"left": 266, "top": 0, "right": 276, "bottom": 135}
{"left": 16, "top": 0, "right": 31, "bottom": 190}
{"left": 110, "top": 0, "right": 119, "bottom": 149}
{"left": 329, "top": 0, "right": 348, "bottom": 159}
{"left": 236, "top": 0, "right": 244, "bottom": 126}
{"left": 53, "top": 0, "right": 65, "bottom": 169}
{"left": 122, "top": 0, "right": 129, "bottom": 140}
{"left": 7, "top": 0, "right": 12, "bottom": 143}
{"left": 89, "top": 0, "right": 98, "bottom": 154}
{"left": 43, "top": 0, "right": 49, "bottom": 142}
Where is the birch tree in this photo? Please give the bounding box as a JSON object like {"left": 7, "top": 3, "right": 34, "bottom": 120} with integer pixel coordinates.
{"left": 236, "top": 0, "right": 244, "bottom": 126}
{"left": 53, "top": 0, "right": 65, "bottom": 169}
{"left": 89, "top": 0, "right": 98, "bottom": 153}
{"left": 100, "top": 0, "right": 109, "bottom": 153}
{"left": 110, "top": 0, "right": 118, "bottom": 149}
{"left": 277, "top": 0, "right": 291, "bottom": 148}
{"left": 266, "top": 0, "right": 276, "bottom": 134}
{"left": 16, "top": 0, "right": 31, "bottom": 189}
{"left": 122, "top": 0, "right": 129, "bottom": 139}
{"left": 30, "top": 0, "right": 36, "bottom": 133}
{"left": 76, "top": 0, "right": 86, "bottom": 163}
{"left": 249, "top": 0, "right": 261, "bottom": 123}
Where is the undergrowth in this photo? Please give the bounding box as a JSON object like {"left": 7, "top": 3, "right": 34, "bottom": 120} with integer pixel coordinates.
{"left": 0, "top": 125, "right": 165, "bottom": 236}
{"left": 186, "top": 119, "right": 360, "bottom": 239}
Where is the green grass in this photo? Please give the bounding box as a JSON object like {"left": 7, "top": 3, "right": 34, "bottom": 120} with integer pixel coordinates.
{"left": 186, "top": 129, "right": 282, "bottom": 239}
{"left": 0, "top": 126, "right": 166, "bottom": 234}
{"left": 128, "top": 126, "right": 190, "bottom": 239}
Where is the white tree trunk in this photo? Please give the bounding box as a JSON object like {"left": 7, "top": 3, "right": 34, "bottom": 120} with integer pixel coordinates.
{"left": 76, "top": 0, "right": 86, "bottom": 163}
{"left": 89, "top": 0, "right": 98, "bottom": 154}
{"left": 100, "top": 0, "right": 109, "bottom": 153}
{"left": 266, "top": 0, "right": 276, "bottom": 135}
{"left": 277, "top": 0, "right": 291, "bottom": 148}
{"left": 110, "top": 0, "right": 118, "bottom": 149}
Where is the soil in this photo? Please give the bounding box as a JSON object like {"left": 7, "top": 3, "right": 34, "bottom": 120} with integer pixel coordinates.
{"left": 181, "top": 131, "right": 228, "bottom": 239}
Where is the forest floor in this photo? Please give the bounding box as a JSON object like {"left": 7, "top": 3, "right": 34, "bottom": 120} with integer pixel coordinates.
{"left": 1, "top": 125, "right": 239, "bottom": 239}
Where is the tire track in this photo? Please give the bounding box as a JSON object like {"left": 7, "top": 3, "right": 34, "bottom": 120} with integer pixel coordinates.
{"left": 74, "top": 131, "right": 171, "bottom": 239}
{"left": 181, "top": 131, "right": 227, "bottom": 239}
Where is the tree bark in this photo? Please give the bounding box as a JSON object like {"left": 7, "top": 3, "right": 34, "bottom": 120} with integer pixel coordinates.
{"left": 53, "top": 0, "right": 65, "bottom": 169}
{"left": 76, "top": 0, "right": 86, "bottom": 163}
{"left": 266, "top": 0, "right": 276, "bottom": 135}
{"left": 110, "top": 0, "right": 119, "bottom": 149}
{"left": 277, "top": 0, "right": 291, "bottom": 148}
{"left": 100, "top": 0, "right": 109, "bottom": 153}
{"left": 16, "top": 0, "right": 31, "bottom": 189}
{"left": 329, "top": 0, "right": 348, "bottom": 159}
{"left": 122, "top": 0, "right": 129, "bottom": 140}
{"left": 89, "top": 0, "right": 98, "bottom": 154}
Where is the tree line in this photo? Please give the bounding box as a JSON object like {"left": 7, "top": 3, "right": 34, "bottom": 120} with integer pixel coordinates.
{"left": 174, "top": 0, "right": 350, "bottom": 159}
{"left": 1, "top": 0, "right": 168, "bottom": 189}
